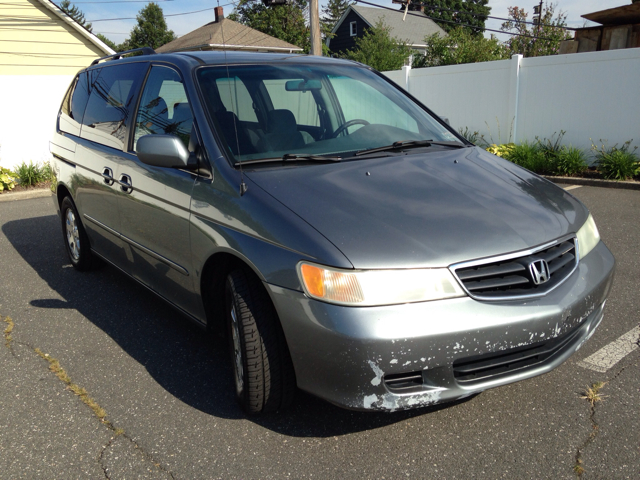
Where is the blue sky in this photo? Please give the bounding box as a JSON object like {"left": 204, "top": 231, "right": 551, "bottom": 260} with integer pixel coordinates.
{"left": 77, "top": 0, "right": 626, "bottom": 45}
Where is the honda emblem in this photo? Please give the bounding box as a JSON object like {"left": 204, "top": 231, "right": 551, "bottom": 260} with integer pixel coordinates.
{"left": 529, "top": 259, "right": 550, "bottom": 285}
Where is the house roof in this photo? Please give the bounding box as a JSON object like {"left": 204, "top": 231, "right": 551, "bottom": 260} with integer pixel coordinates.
{"left": 329, "top": 5, "right": 447, "bottom": 48}
{"left": 582, "top": 3, "right": 640, "bottom": 26}
{"left": 40, "top": 0, "right": 114, "bottom": 55}
{"left": 156, "top": 18, "right": 303, "bottom": 53}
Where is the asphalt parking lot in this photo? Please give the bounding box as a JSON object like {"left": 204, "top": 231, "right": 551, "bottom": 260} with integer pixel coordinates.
{"left": 0, "top": 185, "right": 638, "bottom": 479}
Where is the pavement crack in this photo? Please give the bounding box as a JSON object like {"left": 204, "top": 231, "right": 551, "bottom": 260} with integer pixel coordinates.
{"left": 573, "top": 382, "right": 605, "bottom": 477}
{"left": 99, "top": 435, "right": 117, "bottom": 480}
{"left": 1, "top": 313, "right": 176, "bottom": 478}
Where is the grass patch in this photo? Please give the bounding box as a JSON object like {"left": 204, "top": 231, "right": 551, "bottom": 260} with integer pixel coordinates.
{"left": 34, "top": 348, "right": 109, "bottom": 424}
{"left": 2, "top": 315, "right": 14, "bottom": 348}
{"left": 581, "top": 381, "right": 607, "bottom": 406}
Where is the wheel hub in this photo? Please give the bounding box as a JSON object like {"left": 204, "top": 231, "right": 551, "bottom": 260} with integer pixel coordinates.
{"left": 65, "top": 208, "right": 80, "bottom": 261}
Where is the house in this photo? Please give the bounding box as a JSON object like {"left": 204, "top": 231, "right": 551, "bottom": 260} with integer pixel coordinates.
{"left": 157, "top": 7, "right": 302, "bottom": 54}
{"left": 560, "top": 2, "right": 640, "bottom": 54}
{"left": 327, "top": 4, "right": 446, "bottom": 57}
{"left": 0, "top": 0, "right": 114, "bottom": 170}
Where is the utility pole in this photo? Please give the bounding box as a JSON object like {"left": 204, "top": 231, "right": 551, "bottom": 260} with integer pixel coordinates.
{"left": 262, "top": 0, "right": 322, "bottom": 56}
{"left": 309, "top": 0, "right": 322, "bottom": 56}
{"left": 532, "top": 0, "right": 543, "bottom": 56}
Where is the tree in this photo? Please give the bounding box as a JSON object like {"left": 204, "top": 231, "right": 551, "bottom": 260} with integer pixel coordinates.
{"left": 413, "top": 27, "right": 508, "bottom": 67}
{"left": 96, "top": 33, "right": 117, "bottom": 51}
{"left": 127, "top": 3, "right": 175, "bottom": 50}
{"left": 341, "top": 20, "right": 412, "bottom": 72}
{"left": 417, "top": 0, "right": 491, "bottom": 35}
{"left": 60, "top": 0, "right": 92, "bottom": 32}
{"left": 500, "top": 2, "right": 572, "bottom": 57}
{"left": 321, "top": 0, "right": 353, "bottom": 38}
{"left": 229, "top": 0, "right": 310, "bottom": 52}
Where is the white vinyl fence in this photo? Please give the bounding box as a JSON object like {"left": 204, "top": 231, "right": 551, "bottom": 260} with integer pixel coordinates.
{"left": 383, "top": 48, "right": 640, "bottom": 152}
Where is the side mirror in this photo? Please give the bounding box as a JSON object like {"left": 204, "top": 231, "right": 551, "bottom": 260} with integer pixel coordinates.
{"left": 136, "top": 135, "right": 191, "bottom": 169}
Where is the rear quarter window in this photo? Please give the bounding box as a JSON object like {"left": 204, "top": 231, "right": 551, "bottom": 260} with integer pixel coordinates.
{"left": 80, "top": 62, "right": 147, "bottom": 150}
{"left": 59, "top": 70, "right": 95, "bottom": 136}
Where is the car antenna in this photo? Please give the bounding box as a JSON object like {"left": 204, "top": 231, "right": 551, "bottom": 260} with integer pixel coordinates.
{"left": 218, "top": 0, "right": 247, "bottom": 196}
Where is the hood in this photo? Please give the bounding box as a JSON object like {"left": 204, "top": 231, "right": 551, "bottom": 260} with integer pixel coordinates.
{"left": 245, "top": 147, "right": 588, "bottom": 269}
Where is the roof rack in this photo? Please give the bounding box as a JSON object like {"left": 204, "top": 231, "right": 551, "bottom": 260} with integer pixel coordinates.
{"left": 90, "top": 47, "right": 156, "bottom": 66}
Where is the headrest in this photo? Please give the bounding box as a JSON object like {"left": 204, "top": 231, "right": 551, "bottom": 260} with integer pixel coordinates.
{"left": 267, "top": 109, "right": 297, "bottom": 132}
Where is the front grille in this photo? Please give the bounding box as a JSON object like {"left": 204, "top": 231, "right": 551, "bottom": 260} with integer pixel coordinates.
{"left": 451, "top": 237, "right": 577, "bottom": 300}
{"left": 452, "top": 325, "right": 582, "bottom": 385}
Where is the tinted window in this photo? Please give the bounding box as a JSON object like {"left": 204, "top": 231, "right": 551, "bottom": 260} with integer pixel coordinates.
{"left": 263, "top": 79, "right": 320, "bottom": 127}
{"left": 59, "top": 71, "right": 95, "bottom": 136}
{"left": 216, "top": 77, "right": 257, "bottom": 122}
{"left": 133, "top": 65, "right": 193, "bottom": 150}
{"left": 81, "top": 62, "right": 147, "bottom": 150}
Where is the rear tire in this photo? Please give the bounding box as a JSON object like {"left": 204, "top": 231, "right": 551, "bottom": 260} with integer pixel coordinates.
{"left": 60, "top": 196, "right": 95, "bottom": 271}
{"left": 225, "top": 269, "right": 295, "bottom": 414}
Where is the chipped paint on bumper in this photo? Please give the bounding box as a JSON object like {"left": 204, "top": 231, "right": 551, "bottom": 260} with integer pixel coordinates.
{"left": 267, "top": 241, "right": 615, "bottom": 412}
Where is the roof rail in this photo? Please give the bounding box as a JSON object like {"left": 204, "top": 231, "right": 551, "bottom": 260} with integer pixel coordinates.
{"left": 90, "top": 47, "right": 156, "bottom": 66}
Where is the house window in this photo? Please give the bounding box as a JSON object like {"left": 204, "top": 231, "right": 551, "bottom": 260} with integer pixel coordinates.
{"left": 350, "top": 21, "right": 357, "bottom": 36}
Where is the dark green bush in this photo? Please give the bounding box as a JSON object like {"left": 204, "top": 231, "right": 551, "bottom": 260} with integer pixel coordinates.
{"left": 592, "top": 139, "right": 639, "bottom": 180}
{"left": 502, "top": 142, "right": 550, "bottom": 174}
{"left": 552, "top": 146, "right": 588, "bottom": 176}
{"left": 597, "top": 150, "right": 639, "bottom": 180}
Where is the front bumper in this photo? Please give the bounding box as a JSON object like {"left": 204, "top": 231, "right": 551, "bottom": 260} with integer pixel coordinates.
{"left": 267, "top": 241, "right": 615, "bottom": 411}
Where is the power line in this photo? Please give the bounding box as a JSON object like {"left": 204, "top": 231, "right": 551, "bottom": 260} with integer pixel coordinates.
{"left": 354, "top": 0, "right": 565, "bottom": 41}
{"left": 88, "top": 3, "right": 235, "bottom": 22}
{"left": 416, "top": 3, "right": 577, "bottom": 31}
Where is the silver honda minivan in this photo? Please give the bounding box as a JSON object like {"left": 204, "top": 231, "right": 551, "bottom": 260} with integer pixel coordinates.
{"left": 50, "top": 49, "right": 615, "bottom": 414}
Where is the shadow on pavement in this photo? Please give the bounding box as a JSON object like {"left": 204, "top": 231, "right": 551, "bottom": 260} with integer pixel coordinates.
{"left": 3, "top": 214, "right": 470, "bottom": 437}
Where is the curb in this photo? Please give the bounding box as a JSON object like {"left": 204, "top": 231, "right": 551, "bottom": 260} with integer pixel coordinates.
{"left": 0, "top": 188, "right": 52, "bottom": 203}
{"left": 544, "top": 176, "right": 640, "bottom": 191}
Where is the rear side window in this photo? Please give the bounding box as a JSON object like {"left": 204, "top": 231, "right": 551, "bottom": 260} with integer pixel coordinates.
{"left": 59, "top": 70, "right": 95, "bottom": 136}
{"left": 81, "top": 62, "right": 147, "bottom": 150}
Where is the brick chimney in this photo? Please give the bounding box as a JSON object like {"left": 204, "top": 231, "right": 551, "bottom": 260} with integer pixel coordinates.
{"left": 214, "top": 6, "right": 224, "bottom": 22}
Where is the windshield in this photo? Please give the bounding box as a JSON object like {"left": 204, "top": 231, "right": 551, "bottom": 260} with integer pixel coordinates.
{"left": 196, "top": 63, "right": 460, "bottom": 163}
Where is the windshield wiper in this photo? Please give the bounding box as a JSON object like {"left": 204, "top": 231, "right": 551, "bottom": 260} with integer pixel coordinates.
{"left": 235, "top": 153, "right": 341, "bottom": 166}
{"left": 355, "top": 139, "right": 468, "bottom": 156}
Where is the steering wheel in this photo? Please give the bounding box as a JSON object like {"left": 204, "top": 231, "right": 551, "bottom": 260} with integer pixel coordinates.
{"left": 330, "top": 119, "right": 370, "bottom": 138}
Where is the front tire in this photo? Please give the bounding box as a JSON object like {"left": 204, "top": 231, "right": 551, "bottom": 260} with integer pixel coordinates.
{"left": 225, "top": 269, "right": 295, "bottom": 414}
{"left": 60, "top": 196, "right": 95, "bottom": 271}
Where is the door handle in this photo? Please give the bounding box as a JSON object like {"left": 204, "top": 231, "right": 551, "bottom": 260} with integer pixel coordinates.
{"left": 102, "top": 167, "right": 114, "bottom": 185}
{"left": 118, "top": 174, "right": 133, "bottom": 193}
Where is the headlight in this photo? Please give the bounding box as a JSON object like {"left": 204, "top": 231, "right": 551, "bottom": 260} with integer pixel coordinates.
{"left": 297, "top": 262, "right": 465, "bottom": 306}
{"left": 576, "top": 214, "right": 600, "bottom": 260}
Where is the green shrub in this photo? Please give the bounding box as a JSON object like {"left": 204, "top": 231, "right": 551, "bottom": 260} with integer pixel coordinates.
{"left": 535, "top": 130, "right": 566, "bottom": 162}
{"left": 597, "top": 150, "right": 639, "bottom": 180}
{"left": 458, "top": 127, "right": 486, "bottom": 146}
{"left": 552, "top": 146, "right": 588, "bottom": 176}
{"left": 592, "top": 139, "right": 640, "bottom": 180}
{"left": 0, "top": 167, "right": 16, "bottom": 192}
{"left": 13, "top": 161, "right": 51, "bottom": 187}
{"left": 502, "top": 142, "right": 550, "bottom": 174}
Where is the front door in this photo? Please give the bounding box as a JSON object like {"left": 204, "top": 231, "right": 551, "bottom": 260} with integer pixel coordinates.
{"left": 116, "top": 64, "right": 202, "bottom": 319}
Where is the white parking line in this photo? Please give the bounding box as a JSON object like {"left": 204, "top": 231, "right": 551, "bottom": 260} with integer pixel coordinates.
{"left": 564, "top": 185, "right": 583, "bottom": 191}
{"left": 578, "top": 326, "right": 640, "bottom": 373}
